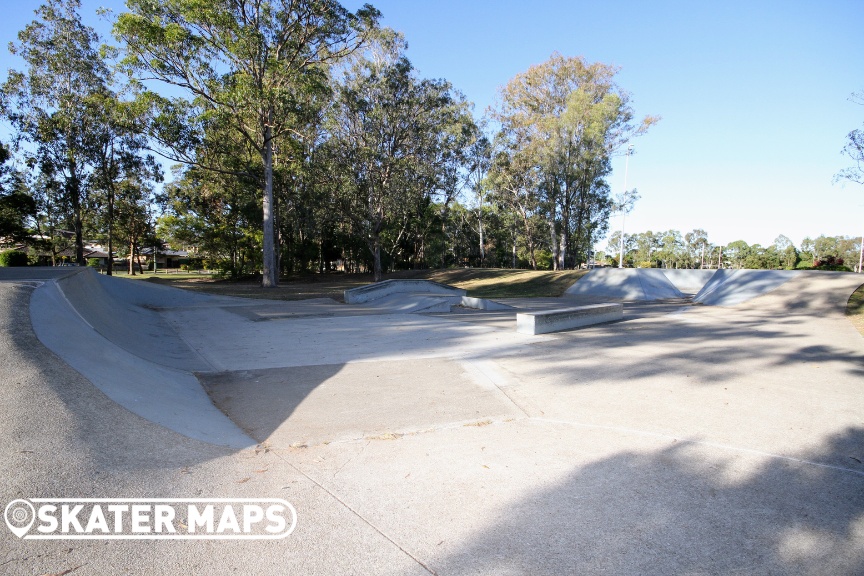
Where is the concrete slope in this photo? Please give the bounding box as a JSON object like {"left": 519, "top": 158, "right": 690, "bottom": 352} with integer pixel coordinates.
{"left": 56, "top": 269, "right": 213, "bottom": 371}
{"left": 358, "top": 293, "right": 461, "bottom": 314}
{"left": 693, "top": 269, "right": 797, "bottom": 306}
{"left": 344, "top": 278, "right": 466, "bottom": 304}
{"left": 565, "top": 268, "right": 684, "bottom": 300}
{"left": 30, "top": 279, "right": 255, "bottom": 448}
{"left": 720, "top": 270, "right": 864, "bottom": 315}
{"left": 662, "top": 269, "right": 716, "bottom": 294}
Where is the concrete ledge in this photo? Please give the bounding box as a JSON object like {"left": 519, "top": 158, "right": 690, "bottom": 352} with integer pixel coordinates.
{"left": 460, "top": 296, "right": 513, "bottom": 311}
{"left": 516, "top": 303, "right": 623, "bottom": 335}
{"left": 344, "top": 279, "right": 466, "bottom": 304}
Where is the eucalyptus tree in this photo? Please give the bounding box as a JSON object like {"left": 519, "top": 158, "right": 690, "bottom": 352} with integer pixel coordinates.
{"left": 487, "top": 139, "right": 546, "bottom": 270}
{"left": 89, "top": 93, "right": 162, "bottom": 274}
{"left": 464, "top": 131, "right": 492, "bottom": 266}
{"left": 491, "top": 53, "right": 658, "bottom": 269}
{"left": 159, "top": 114, "right": 264, "bottom": 277}
{"left": 836, "top": 91, "right": 863, "bottom": 185}
{"left": 114, "top": 0, "right": 379, "bottom": 287}
{"left": 772, "top": 234, "right": 799, "bottom": 269}
{"left": 3, "top": 0, "right": 110, "bottom": 264}
{"left": 684, "top": 228, "right": 709, "bottom": 268}
{"left": 324, "top": 35, "right": 472, "bottom": 280}
{"left": 0, "top": 142, "right": 36, "bottom": 244}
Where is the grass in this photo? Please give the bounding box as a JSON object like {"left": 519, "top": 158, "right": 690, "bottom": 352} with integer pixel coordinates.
{"left": 389, "top": 268, "right": 589, "bottom": 298}
{"left": 116, "top": 267, "right": 589, "bottom": 302}
{"left": 846, "top": 283, "right": 864, "bottom": 337}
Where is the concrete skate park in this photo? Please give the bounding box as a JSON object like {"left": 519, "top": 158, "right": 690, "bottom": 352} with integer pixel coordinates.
{"left": 2, "top": 266, "right": 864, "bottom": 575}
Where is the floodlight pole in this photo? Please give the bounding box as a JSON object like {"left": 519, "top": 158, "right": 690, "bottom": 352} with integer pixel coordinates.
{"left": 618, "top": 145, "right": 634, "bottom": 268}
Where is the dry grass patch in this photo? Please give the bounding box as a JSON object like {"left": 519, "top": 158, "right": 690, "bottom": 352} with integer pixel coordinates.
{"left": 846, "top": 283, "right": 864, "bottom": 337}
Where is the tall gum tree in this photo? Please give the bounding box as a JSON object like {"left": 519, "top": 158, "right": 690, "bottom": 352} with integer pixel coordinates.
{"left": 3, "top": 0, "right": 110, "bottom": 265}
{"left": 113, "top": 0, "right": 380, "bottom": 287}
{"left": 491, "top": 53, "right": 659, "bottom": 269}
{"left": 324, "top": 34, "right": 472, "bottom": 280}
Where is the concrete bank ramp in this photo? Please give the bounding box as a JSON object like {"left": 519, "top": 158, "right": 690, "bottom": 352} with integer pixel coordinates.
{"left": 30, "top": 269, "right": 254, "bottom": 448}
{"left": 344, "top": 279, "right": 466, "bottom": 304}
{"left": 662, "top": 269, "right": 717, "bottom": 295}
{"left": 55, "top": 269, "right": 215, "bottom": 371}
{"left": 565, "top": 268, "right": 684, "bottom": 300}
{"left": 693, "top": 269, "right": 797, "bottom": 306}
{"left": 346, "top": 278, "right": 512, "bottom": 313}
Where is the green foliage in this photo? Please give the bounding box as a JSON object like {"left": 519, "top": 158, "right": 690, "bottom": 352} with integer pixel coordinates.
{"left": 3, "top": 0, "right": 112, "bottom": 265}
{"left": 490, "top": 53, "right": 657, "bottom": 270}
{"left": 534, "top": 249, "right": 554, "bottom": 270}
{"left": 114, "top": 0, "right": 380, "bottom": 286}
{"left": 87, "top": 258, "right": 100, "bottom": 267}
{"left": 0, "top": 250, "right": 29, "bottom": 267}
{"left": 835, "top": 91, "right": 863, "bottom": 185}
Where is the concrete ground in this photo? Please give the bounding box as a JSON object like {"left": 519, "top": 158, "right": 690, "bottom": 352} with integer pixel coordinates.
{"left": 2, "top": 268, "right": 864, "bottom": 575}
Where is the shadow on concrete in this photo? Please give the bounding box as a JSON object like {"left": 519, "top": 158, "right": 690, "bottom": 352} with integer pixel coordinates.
{"left": 429, "top": 426, "right": 864, "bottom": 575}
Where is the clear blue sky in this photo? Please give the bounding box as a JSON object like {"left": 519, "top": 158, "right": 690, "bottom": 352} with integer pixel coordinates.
{"left": 2, "top": 0, "right": 862, "bottom": 249}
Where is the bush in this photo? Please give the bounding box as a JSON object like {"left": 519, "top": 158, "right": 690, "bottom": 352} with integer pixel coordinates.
{"left": 637, "top": 261, "right": 656, "bottom": 268}
{"left": 0, "top": 250, "right": 29, "bottom": 267}
{"left": 87, "top": 258, "right": 100, "bottom": 267}
{"left": 811, "top": 255, "right": 852, "bottom": 272}
{"left": 534, "top": 249, "right": 554, "bottom": 270}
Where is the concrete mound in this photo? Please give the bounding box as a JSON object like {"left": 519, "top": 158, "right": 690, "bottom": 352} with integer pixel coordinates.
{"left": 693, "top": 269, "right": 797, "bottom": 306}
{"left": 346, "top": 278, "right": 511, "bottom": 313}
{"left": 344, "top": 278, "right": 466, "bottom": 304}
{"left": 564, "top": 268, "right": 684, "bottom": 301}
{"left": 662, "top": 269, "right": 717, "bottom": 295}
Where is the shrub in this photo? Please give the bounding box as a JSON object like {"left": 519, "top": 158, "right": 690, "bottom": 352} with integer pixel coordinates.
{"left": 637, "top": 261, "right": 656, "bottom": 268}
{"left": 811, "top": 255, "right": 851, "bottom": 272}
{"left": 87, "top": 258, "right": 100, "bottom": 267}
{"left": 0, "top": 250, "right": 29, "bottom": 267}
{"left": 534, "top": 249, "right": 554, "bottom": 270}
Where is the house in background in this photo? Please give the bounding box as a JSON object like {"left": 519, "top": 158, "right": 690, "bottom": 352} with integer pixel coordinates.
{"left": 138, "top": 246, "right": 189, "bottom": 270}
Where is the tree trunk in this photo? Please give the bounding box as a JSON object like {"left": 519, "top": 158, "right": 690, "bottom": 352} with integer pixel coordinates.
{"left": 549, "top": 222, "right": 559, "bottom": 271}
{"left": 511, "top": 224, "right": 517, "bottom": 268}
{"left": 70, "top": 174, "right": 84, "bottom": 266}
{"left": 129, "top": 238, "right": 135, "bottom": 275}
{"left": 479, "top": 216, "right": 486, "bottom": 268}
{"left": 135, "top": 247, "right": 144, "bottom": 274}
{"left": 370, "top": 233, "right": 383, "bottom": 282}
{"left": 107, "top": 188, "right": 114, "bottom": 276}
{"left": 261, "top": 121, "right": 278, "bottom": 288}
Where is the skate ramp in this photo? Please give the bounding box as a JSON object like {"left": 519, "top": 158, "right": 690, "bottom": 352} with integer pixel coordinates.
{"left": 30, "top": 274, "right": 254, "bottom": 448}
{"left": 565, "top": 268, "right": 684, "bottom": 300}
{"left": 693, "top": 269, "right": 797, "bottom": 306}
{"left": 344, "top": 279, "right": 466, "bottom": 304}
{"left": 347, "top": 278, "right": 512, "bottom": 313}
{"left": 55, "top": 269, "right": 214, "bottom": 371}
{"left": 662, "top": 269, "right": 716, "bottom": 294}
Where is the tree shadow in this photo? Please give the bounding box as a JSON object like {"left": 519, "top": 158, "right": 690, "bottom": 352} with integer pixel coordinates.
{"left": 429, "top": 427, "right": 864, "bottom": 575}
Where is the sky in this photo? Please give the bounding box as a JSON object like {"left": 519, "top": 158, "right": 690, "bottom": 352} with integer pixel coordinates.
{"left": 2, "top": 0, "right": 862, "bottom": 249}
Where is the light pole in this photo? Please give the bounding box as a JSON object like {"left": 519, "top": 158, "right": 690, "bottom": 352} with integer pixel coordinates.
{"left": 858, "top": 234, "right": 864, "bottom": 274}
{"left": 618, "top": 144, "right": 634, "bottom": 268}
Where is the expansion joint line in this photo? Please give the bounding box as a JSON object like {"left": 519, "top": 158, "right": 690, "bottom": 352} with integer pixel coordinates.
{"left": 271, "top": 450, "right": 439, "bottom": 576}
